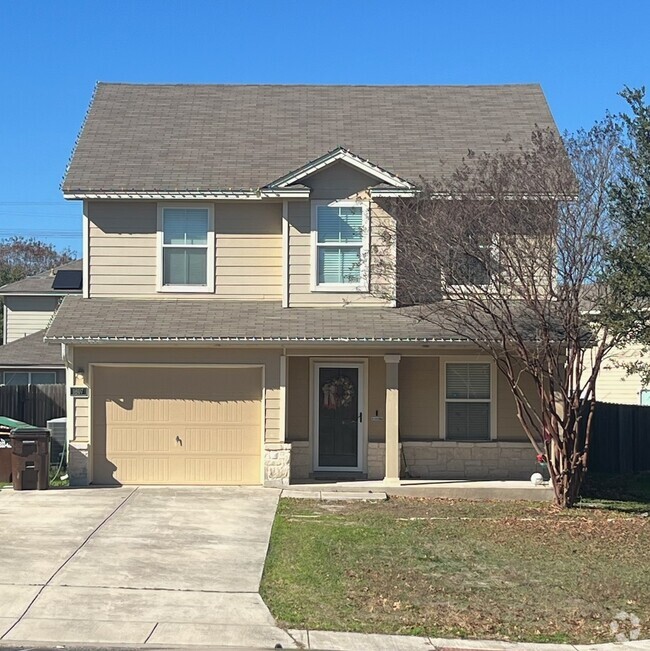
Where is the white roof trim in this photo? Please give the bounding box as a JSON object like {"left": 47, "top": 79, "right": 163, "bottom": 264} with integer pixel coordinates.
{"left": 63, "top": 188, "right": 311, "bottom": 201}
{"left": 44, "top": 335, "right": 470, "bottom": 344}
{"left": 370, "top": 187, "right": 418, "bottom": 198}
{"left": 268, "top": 147, "right": 413, "bottom": 190}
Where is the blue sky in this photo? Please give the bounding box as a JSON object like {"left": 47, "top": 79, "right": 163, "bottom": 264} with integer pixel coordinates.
{"left": 0, "top": 0, "right": 648, "bottom": 256}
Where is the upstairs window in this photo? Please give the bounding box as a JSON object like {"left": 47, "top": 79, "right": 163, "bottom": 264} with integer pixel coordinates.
{"left": 447, "top": 244, "right": 491, "bottom": 289}
{"left": 444, "top": 362, "right": 493, "bottom": 440}
{"left": 312, "top": 201, "right": 368, "bottom": 290}
{"left": 158, "top": 206, "right": 214, "bottom": 292}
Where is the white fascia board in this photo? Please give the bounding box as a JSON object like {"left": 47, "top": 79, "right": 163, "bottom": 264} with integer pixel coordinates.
{"left": 370, "top": 188, "right": 418, "bottom": 198}
{"left": 269, "top": 148, "right": 413, "bottom": 190}
{"left": 63, "top": 189, "right": 311, "bottom": 200}
{"left": 43, "top": 335, "right": 472, "bottom": 345}
{"left": 0, "top": 292, "right": 74, "bottom": 297}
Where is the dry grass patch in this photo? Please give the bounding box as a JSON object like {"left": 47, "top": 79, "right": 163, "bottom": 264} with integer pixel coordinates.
{"left": 261, "top": 497, "right": 649, "bottom": 644}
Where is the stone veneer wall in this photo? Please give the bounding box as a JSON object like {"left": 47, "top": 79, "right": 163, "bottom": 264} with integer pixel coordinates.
{"left": 289, "top": 441, "right": 311, "bottom": 480}
{"left": 264, "top": 442, "right": 292, "bottom": 487}
{"left": 402, "top": 441, "right": 537, "bottom": 480}
{"left": 367, "top": 442, "right": 387, "bottom": 480}
{"left": 68, "top": 442, "right": 89, "bottom": 486}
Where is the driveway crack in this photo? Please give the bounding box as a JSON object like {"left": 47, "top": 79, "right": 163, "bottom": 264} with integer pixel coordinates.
{"left": 0, "top": 487, "right": 139, "bottom": 640}
{"left": 143, "top": 622, "right": 158, "bottom": 643}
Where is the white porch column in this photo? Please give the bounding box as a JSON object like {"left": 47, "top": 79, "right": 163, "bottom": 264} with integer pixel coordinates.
{"left": 384, "top": 354, "right": 401, "bottom": 484}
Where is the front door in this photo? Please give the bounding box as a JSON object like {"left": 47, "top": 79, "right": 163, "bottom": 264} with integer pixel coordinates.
{"left": 314, "top": 363, "right": 363, "bottom": 471}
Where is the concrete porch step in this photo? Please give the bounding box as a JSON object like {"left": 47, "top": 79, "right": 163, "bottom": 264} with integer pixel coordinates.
{"left": 281, "top": 488, "right": 388, "bottom": 501}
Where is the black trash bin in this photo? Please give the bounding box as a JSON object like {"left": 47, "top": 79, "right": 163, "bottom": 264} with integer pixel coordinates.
{"left": 10, "top": 428, "right": 50, "bottom": 491}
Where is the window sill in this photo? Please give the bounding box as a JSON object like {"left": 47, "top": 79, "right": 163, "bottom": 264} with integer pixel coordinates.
{"left": 157, "top": 285, "right": 214, "bottom": 294}
{"left": 311, "top": 284, "right": 369, "bottom": 293}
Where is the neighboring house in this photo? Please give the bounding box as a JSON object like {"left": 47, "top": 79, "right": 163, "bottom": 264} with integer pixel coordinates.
{"left": 46, "top": 83, "right": 560, "bottom": 487}
{"left": 590, "top": 344, "right": 648, "bottom": 405}
{"left": 0, "top": 261, "right": 82, "bottom": 385}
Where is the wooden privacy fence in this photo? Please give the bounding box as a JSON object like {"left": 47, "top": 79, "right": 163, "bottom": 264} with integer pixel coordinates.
{"left": 589, "top": 401, "right": 650, "bottom": 474}
{"left": 0, "top": 384, "right": 66, "bottom": 427}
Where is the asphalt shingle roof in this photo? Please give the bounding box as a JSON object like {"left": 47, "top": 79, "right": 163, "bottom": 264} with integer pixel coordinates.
{"left": 0, "top": 330, "right": 63, "bottom": 367}
{"left": 0, "top": 260, "right": 83, "bottom": 295}
{"left": 63, "top": 83, "right": 559, "bottom": 193}
{"left": 45, "top": 296, "right": 473, "bottom": 344}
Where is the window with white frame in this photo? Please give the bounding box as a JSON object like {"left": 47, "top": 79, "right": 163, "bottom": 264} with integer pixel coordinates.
{"left": 445, "top": 362, "right": 492, "bottom": 440}
{"left": 3, "top": 371, "right": 57, "bottom": 386}
{"left": 159, "top": 206, "right": 214, "bottom": 291}
{"left": 312, "top": 201, "right": 368, "bottom": 289}
{"left": 447, "top": 245, "right": 491, "bottom": 288}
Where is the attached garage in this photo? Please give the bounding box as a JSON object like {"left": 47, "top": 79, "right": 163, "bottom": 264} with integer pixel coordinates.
{"left": 91, "top": 365, "right": 263, "bottom": 485}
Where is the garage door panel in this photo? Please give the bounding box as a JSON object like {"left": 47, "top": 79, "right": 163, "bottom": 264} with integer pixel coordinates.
{"left": 96, "top": 398, "right": 260, "bottom": 426}
{"left": 92, "top": 366, "right": 262, "bottom": 485}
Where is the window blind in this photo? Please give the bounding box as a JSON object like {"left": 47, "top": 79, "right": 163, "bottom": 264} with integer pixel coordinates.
{"left": 445, "top": 363, "right": 491, "bottom": 441}
{"left": 317, "top": 206, "right": 363, "bottom": 243}
{"left": 446, "top": 363, "right": 491, "bottom": 399}
{"left": 318, "top": 248, "right": 361, "bottom": 284}
{"left": 446, "top": 403, "right": 491, "bottom": 440}
{"left": 163, "top": 209, "right": 209, "bottom": 245}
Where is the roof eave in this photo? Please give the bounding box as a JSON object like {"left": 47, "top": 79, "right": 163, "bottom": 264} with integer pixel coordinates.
{"left": 45, "top": 335, "right": 473, "bottom": 346}
{"left": 62, "top": 188, "right": 311, "bottom": 201}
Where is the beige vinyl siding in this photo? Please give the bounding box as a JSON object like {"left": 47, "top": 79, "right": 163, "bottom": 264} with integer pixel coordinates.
{"left": 68, "top": 346, "right": 281, "bottom": 446}
{"left": 367, "top": 357, "right": 386, "bottom": 443}
{"left": 287, "top": 356, "right": 309, "bottom": 441}
{"left": 215, "top": 203, "right": 282, "bottom": 299}
{"left": 87, "top": 201, "right": 282, "bottom": 299}
{"left": 306, "top": 161, "right": 382, "bottom": 201}
{"left": 4, "top": 296, "right": 60, "bottom": 343}
{"left": 591, "top": 343, "right": 646, "bottom": 405}
{"left": 88, "top": 201, "right": 158, "bottom": 297}
{"left": 74, "top": 396, "right": 89, "bottom": 442}
{"left": 495, "top": 365, "right": 535, "bottom": 442}
{"left": 400, "top": 357, "right": 440, "bottom": 440}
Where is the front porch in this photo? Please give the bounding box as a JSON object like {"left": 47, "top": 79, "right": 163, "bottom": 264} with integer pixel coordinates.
{"left": 269, "top": 349, "right": 541, "bottom": 487}
{"left": 281, "top": 478, "right": 553, "bottom": 501}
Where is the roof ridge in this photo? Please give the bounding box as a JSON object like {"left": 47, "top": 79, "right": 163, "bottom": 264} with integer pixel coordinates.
{"left": 96, "top": 81, "right": 544, "bottom": 90}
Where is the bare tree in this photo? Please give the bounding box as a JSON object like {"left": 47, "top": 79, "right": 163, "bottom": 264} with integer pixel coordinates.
{"left": 371, "top": 123, "right": 630, "bottom": 508}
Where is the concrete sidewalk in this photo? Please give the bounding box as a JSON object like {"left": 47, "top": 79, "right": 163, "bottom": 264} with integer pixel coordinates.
{"left": 287, "top": 630, "right": 649, "bottom": 651}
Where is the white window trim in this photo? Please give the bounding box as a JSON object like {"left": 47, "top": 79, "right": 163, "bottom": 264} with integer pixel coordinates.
{"left": 156, "top": 203, "right": 215, "bottom": 293}
{"left": 2, "top": 370, "right": 58, "bottom": 385}
{"left": 442, "top": 241, "right": 496, "bottom": 294}
{"left": 438, "top": 357, "right": 497, "bottom": 441}
{"left": 310, "top": 200, "right": 370, "bottom": 292}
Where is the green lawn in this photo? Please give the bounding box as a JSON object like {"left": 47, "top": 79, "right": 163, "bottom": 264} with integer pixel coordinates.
{"left": 580, "top": 472, "right": 650, "bottom": 512}
{"left": 261, "top": 496, "right": 649, "bottom": 644}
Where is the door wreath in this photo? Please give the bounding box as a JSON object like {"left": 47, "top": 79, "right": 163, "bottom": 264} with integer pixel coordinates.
{"left": 322, "top": 375, "right": 355, "bottom": 409}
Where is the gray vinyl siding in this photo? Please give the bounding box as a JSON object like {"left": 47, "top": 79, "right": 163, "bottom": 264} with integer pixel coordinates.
{"left": 4, "top": 296, "right": 60, "bottom": 343}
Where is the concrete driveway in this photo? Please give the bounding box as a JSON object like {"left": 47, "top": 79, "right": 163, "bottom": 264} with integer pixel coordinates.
{"left": 0, "top": 486, "right": 296, "bottom": 648}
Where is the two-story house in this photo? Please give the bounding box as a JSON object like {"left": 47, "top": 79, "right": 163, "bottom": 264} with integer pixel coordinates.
{"left": 0, "top": 260, "right": 82, "bottom": 384}
{"left": 46, "top": 83, "right": 559, "bottom": 487}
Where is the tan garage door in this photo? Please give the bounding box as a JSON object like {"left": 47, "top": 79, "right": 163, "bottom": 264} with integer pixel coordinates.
{"left": 92, "top": 366, "right": 262, "bottom": 485}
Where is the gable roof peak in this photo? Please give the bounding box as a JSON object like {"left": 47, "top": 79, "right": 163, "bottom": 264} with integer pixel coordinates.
{"left": 267, "top": 147, "right": 413, "bottom": 189}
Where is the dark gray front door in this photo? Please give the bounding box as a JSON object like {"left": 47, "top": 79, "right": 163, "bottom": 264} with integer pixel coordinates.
{"left": 317, "top": 366, "right": 360, "bottom": 469}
